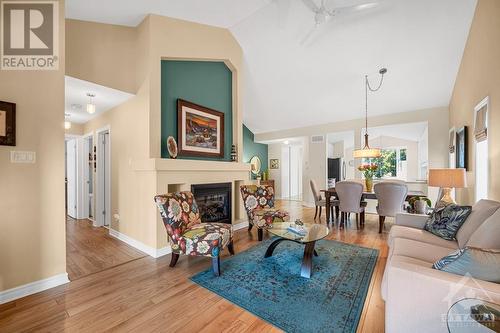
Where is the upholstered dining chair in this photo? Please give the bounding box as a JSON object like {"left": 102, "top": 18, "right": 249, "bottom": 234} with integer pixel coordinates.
{"left": 374, "top": 181, "right": 408, "bottom": 233}
{"left": 240, "top": 185, "right": 290, "bottom": 241}
{"left": 310, "top": 179, "right": 338, "bottom": 220}
{"left": 335, "top": 181, "right": 365, "bottom": 229}
{"left": 154, "top": 191, "right": 234, "bottom": 276}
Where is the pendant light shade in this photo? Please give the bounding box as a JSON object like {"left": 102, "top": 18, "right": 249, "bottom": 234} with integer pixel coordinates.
{"left": 353, "top": 134, "right": 381, "bottom": 158}
{"left": 86, "top": 93, "right": 96, "bottom": 114}
{"left": 353, "top": 68, "right": 387, "bottom": 159}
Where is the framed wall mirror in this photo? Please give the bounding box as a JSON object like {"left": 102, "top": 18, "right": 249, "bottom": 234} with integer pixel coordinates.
{"left": 250, "top": 155, "right": 262, "bottom": 175}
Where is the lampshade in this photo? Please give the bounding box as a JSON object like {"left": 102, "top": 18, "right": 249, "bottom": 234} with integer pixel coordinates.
{"left": 64, "top": 121, "right": 71, "bottom": 130}
{"left": 353, "top": 147, "right": 381, "bottom": 159}
{"left": 428, "top": 168, "right": 466, "bottom": 188}
{"left": 86, "top": 103, "right": 96, "bottom": 114}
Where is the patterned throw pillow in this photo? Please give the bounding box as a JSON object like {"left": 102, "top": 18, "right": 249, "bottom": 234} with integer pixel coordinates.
{"left": 432, "top": 247, "right": 500, "bottom": 283}
{"left": 424, "top": 204, "right": 472, "bottom": 240}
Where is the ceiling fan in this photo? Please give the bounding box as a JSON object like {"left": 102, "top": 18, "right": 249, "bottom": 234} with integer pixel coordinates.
{"left": 301, "top": 0, "right": 379, "bottom": 44}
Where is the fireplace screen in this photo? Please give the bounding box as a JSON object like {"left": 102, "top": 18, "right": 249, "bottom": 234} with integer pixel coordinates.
{"left": 191, "top": 183, "right": 232, "bottom": 224}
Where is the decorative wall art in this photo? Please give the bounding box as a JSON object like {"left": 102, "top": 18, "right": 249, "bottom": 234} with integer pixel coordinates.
{"left": 0, "top": 101, "right": 15, "bottom": 146}
{"left": 177, "top": 99, "right": 224, "bottom": 158}
{"left": 455, "top": 126, "right": 468, "bottom": 170}
{"left": 270, "top": 159, "right": 280, "bottom": 169}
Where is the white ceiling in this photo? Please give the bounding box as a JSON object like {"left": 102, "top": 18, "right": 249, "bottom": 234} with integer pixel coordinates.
{"left": 66, "top": 0, "right": 477, "bottom": 133}
{"left": 65, "top": 76, "right": 134, "bottom": 124}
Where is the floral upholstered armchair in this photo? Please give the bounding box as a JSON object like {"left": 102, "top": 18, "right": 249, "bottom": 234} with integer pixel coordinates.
{"left": 154, "top": 191, "right": 234, "bottom": 276}
{"left": 240, "top": 185, "right": 290, "bottom": 241}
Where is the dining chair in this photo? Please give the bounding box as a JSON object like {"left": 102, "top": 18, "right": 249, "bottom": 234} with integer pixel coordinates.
{"left": 374, "top": 181, "right": 408, "bottom": 233}
{"left": 335, "top": 181, "right": 365, "bottom": 229}
{"left": 309, "top": 179, "right": 337, "bottom": 220}
{"left": 154, "top": 191, "right": 234, "bottom": 276}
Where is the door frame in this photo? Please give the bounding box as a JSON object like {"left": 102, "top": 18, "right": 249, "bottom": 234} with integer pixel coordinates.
{"left": 96, "top": 126, "right": 111, "bottom": 228}
{"left": 82, "top": 132, "right": 95, "bottom": 222}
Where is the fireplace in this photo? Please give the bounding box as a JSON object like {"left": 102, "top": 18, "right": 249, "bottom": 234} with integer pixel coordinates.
{"left": 191, "top": 183, "right": 232, "bottom": 224}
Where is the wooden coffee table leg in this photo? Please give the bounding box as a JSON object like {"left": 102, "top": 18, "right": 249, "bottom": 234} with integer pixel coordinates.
{"left": 301, "top": 241, "right": 316, "bottom": 278}
{"left": 264, "top": 238, "right": 286, "bottom": 258}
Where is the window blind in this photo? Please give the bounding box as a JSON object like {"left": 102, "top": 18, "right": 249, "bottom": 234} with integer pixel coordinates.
{"left": 474, "top": 105, "right": 487, "bottom": 142}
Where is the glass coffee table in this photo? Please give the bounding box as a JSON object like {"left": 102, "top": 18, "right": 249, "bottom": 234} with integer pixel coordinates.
{"left": 265, "top": 222, "right": 330, "bottom": 278}
{"left": 447, "top": 298, "right": 500, "bottom": 333}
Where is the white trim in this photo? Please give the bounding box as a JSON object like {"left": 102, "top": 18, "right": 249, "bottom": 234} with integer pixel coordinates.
{"left": 108, "top": 228, "right": 171, "bottom": 258}
{"left": 0, "top": 273, "right": 69, "bottom": 304}
{"left": 473, "top": 96, "right": 489, "bottom": 202}
{"left": 232, "top": 219, "right": 249, "bottom": 231}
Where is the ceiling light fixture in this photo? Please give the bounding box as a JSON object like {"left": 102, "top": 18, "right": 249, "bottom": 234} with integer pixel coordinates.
{"left": 284, "top": 140, "right": 289, "bottom": 145}
{"left": 353, "top": 68, "right": 387, "bottom": 159}
{"left": 86, "top": 93, "right": 96, "bottom": 114}
{"left": 64, "top": 113, "right": 71, "bottom": 130}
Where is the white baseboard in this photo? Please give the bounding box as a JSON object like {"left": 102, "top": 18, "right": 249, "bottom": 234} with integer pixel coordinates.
{"left": 108, "top": 228, "right": 171, "bottom": 258}
{"left": 0, "top": 273, "right": 69, "bottom": 304}
{"left": 233, "top": 219, "right": 249, "bottom": 231}
{"left": 302, "top": 201, "right": 315, "bottom": 208}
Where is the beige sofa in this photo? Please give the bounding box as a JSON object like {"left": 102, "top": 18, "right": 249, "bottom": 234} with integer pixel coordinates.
{"left": 382, "top": 199, "right": 500, "bottom": 333}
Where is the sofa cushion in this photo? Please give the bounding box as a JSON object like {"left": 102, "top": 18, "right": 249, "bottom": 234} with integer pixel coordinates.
{"left": 391, "top": 238, "right": 457, "bottom": 263}
{"left": 389, "top": 225, "right": 458, "bottom": 249}
{"left": 456, "top": 199, "right": 500, "bottom": 248}
{"left": 424, "top": 204, "right": 472, "bottom": 241}
{"left": 467, "top": 207, "right": 500, "bottom": 249}
{"left": 381, "top": 254, "right": 434, "bottom": 301}
{"left": 433, "top": 247, "right": 500, "bottom": 283}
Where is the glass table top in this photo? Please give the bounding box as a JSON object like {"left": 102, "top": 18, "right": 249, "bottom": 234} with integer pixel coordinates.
{"left": 267, "top": 222, "right": 330, "bottom": 243}
{"left": 447, "top": 298, "right": 500, "bottom": 333}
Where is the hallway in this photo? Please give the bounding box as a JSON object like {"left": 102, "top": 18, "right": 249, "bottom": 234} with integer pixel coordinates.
{"left": 66, "top": 218, "right": 146, "bottom": 280}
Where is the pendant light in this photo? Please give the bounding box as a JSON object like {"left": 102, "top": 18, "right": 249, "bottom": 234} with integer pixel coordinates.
{"left": 86, "top": 93, "right": 96, "bottom": 114}
{"left": 64, "top": 113, "right": 71, "bottom": 129}
{"left": 353, "top": 68, "right": 387, "bottom": 159}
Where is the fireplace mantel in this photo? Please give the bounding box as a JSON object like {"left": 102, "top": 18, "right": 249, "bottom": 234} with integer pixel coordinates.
{"left": 132, "top": 158, "right": 251, "bottom": 173}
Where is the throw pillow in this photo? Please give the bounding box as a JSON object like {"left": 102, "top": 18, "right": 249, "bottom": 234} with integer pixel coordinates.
{"left": 424, "top": 204, "right": 472, "bottom": 241}
{"left": 432, "top": 247, "right": 500, "bottom": 283}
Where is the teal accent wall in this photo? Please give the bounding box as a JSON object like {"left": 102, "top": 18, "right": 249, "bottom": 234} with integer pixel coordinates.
{"left": 161, "top": 60, "right": 233, "bottom": 160}
{"left": 243, "top": 124, "right": 268, "bottom": 179}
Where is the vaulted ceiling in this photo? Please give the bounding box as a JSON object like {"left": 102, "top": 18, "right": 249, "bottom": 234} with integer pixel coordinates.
{"left": 66, "top": 0, "right": 477, "bottom": 133}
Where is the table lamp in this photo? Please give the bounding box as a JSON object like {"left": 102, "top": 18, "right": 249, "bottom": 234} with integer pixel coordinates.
{"left": 428, "top": 168, "right": 466, "bottom": 207}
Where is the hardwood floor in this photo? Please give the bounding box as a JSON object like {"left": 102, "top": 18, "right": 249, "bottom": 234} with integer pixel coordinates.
{"left": 66, "top": 217, "right": 146, "bottom": 280}
{"left": 1, "top": 201, "right": 390, "bottom": 332}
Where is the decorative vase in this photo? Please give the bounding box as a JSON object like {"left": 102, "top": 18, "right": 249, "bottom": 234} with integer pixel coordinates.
{"left": 365, "top": 177, "right": 373, "bottom": 192}
{"left": 415, "top": 200, "right": 428, "bottom": 215}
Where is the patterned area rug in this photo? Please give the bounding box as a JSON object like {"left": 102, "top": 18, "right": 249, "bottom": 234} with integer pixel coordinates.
{"left": 191, "top": 238, "right": 379, "bottom": 333}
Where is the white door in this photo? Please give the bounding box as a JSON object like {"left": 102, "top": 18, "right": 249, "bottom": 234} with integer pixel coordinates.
{"left": 97, "top": 130, "right": 111, "bottom": 227}
{"left": 66, "top": 139, "right": 77, "bottom": 218}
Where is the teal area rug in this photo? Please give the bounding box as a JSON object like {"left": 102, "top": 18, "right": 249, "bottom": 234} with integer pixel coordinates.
{"left": 190, "top": 238, "right": 379, "bottom": 333}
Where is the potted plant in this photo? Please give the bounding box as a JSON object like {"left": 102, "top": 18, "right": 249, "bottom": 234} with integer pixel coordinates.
{"left": 358, "top": 163, "right": 378, "bottom": 192}
{"left": 408, "top": 196, "right": 432, "bottom": 214}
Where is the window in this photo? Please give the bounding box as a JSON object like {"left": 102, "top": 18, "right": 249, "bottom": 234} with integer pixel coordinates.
{"left": 474, "top": 97, "right": 489, "bottom": 201}
{"left": 363, "top": 147, "right": 408, "bottom": 180}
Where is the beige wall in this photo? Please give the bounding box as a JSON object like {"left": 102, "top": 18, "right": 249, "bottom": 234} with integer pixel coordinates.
{"left": 0, "top": 1, "right": 66, "bottom": 291}
{"left": 449, "top": 0, "right": 500, "bottom": 204}
{"left": 67, "top": 15, "right": 245, "bottom": 250}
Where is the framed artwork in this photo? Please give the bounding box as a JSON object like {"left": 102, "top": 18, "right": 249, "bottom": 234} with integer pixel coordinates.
{"left": 455, "top": 126, "right": 468, "bottom": 170}
{"left": 177, "top": 99, "right": 224, "bottom": 158}
{"left": 0, "top": 101, "right": 16, "bottom": 146}
{"left": 270, "top": 158, "right": 279, "bottom": 169}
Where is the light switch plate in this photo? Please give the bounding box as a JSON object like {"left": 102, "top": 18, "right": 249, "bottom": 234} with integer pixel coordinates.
{"left": 10, "top": 151, "right": 36, "bottom": 163}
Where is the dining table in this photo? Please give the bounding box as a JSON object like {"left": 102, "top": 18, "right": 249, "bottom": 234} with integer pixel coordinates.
{"left": 321, "top": 188, "right": 425, "bottom": 224}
